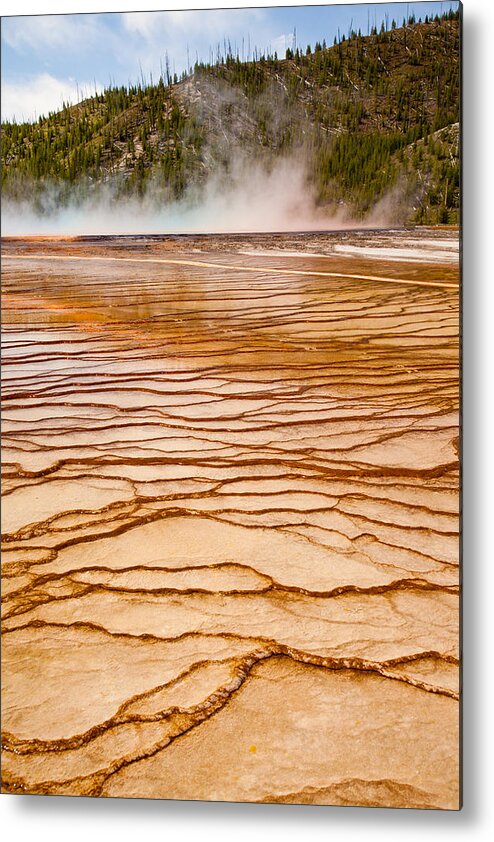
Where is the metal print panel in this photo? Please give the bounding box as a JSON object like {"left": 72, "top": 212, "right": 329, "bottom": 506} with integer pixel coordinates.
{"left": 1, "top": 1, "right": 461, "bottom": 809}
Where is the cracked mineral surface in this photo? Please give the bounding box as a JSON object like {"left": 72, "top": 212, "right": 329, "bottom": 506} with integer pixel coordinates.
{"left": 1, "top": 228, "right": 460, "bottom": 808}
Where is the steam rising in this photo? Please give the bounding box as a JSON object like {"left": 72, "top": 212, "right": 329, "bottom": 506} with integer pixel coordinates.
{"left": 2, "top": 155, "right": 397, "bottom": 237}
{"left": 2, "top": 60, "right": 411, "bottom": 236}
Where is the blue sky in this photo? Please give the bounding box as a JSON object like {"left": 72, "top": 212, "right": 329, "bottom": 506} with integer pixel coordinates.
{"left": 1, "top": 1, "right": 459, "bottom": 122}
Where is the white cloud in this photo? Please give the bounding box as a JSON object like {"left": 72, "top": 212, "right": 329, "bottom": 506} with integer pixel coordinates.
{"left": 3, "top": 15, "right": 86, "bottom": 52}
{"left": 271, "top": 33, "right": 295, "bottom": 56}
{"left": 1, "top": 13, "right": 122, "bottom": 61}
{"left": 1, "top": 73, "right": 102, "bottom": 122}
{"left": 121, "top": 8, "right": 266, "bottom": 41}
{"left": 118, "top": 7, "right": 272, "bottom": 79}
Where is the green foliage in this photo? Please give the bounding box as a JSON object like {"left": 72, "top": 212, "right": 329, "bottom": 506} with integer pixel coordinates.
{"left": 316, "top": 131, "right": 408, "bottom": 211}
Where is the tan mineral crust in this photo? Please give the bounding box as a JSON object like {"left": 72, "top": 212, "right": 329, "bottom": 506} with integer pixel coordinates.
{"left": 1, "top": 229, "right": 460, "bottom": 808}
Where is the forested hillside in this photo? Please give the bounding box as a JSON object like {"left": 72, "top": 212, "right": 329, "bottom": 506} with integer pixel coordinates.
{"left": 1, "top": 10, "right": 460, "bottom": 224}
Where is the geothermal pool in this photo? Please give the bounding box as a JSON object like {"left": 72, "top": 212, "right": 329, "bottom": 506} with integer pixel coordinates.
{"left": 1, "top": 228, "right": 460, "bottom": 807}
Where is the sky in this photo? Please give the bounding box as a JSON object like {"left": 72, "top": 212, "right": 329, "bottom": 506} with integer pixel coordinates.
{"left": 1, "top": 1, "right": 459, "bottom": 122}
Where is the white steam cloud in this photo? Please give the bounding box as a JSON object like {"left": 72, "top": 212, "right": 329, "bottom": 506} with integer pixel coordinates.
{"left": 2, "top": 157, "right": 360, "bottom": 236}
